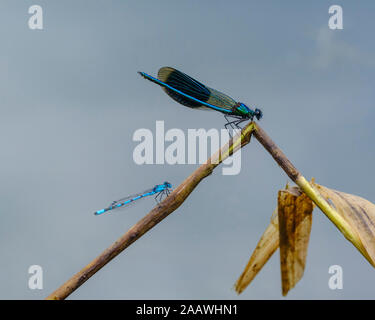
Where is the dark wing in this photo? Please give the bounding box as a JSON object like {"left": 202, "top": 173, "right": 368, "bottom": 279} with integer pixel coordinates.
{"left": 158, "top": 67, "right": 238, "bottom": 111}
{"left": 158, "top": 67, "right": 210, "bottom": 108}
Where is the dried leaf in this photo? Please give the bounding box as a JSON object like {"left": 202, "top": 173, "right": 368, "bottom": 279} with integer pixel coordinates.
{"left": 278, "top": 188, "right": 313, "bottom": 296}
{"left": 234, "top": 210, "right": 279, "bottom": 294}
{"left": 313, "top": 183, "right": 375, "bottom": 267}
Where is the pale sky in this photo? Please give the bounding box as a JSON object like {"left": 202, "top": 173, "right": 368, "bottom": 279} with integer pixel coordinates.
{"left": 1, "top": 1, "right": 374, "bottom": 299}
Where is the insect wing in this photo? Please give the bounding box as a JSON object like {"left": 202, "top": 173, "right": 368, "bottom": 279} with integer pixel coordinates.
{"left": 158, "top": 67, "right": 237, "bottom": 112}
{"left": 158, "top": 67, "right": 210, "bottom": 109}
{"left": 206, "top": 87, "right": 238, "bottom": 111}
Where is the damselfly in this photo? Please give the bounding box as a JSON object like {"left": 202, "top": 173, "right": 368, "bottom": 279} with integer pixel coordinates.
{"left": 94, "top": 181, "right": 172, "bottom": 215}
{"left": 138, "top": 67, "right": 263, "bottom": 131}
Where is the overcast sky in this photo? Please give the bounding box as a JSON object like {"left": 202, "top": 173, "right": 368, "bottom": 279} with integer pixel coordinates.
{"left": 1, "top": 1, "right": 374, "bottom": 299}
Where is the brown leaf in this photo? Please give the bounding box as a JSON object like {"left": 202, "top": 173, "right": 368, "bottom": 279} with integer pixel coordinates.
{"left": 234, "top": 210, "right": 279, "bottom": 294}
{"left": 278, "top": 188, "right": 313, "bottom": 296}
{"left": 313, "top": 183, "right": 375, "bottom": 267}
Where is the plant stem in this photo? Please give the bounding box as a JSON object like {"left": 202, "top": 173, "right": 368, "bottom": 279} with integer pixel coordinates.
{"left": 47, "top": 121, "right": 369, "bottom": 300}
{"left": 45, "top": 123, "right": 256, "bottom": 300}
{"left": 253, "top": 123, "right": 367, "bottom": 261}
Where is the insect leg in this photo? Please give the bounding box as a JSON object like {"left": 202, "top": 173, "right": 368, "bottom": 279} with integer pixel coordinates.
{"left": 158, "top": 190, "right": 167, "bottom": 202}
{"left": 234, "top": 119, "right": 247, "bottom": 131}
{"left": 224, "top": 115, "right": 236, "bottom": 129}
{"left": 157, "top": 190, "right": 166, "bottom": 203}
{"left": 154, "top": 192, "right": 161, "bottom": 203}
{"left": 224, "top": 115, "right": 238, "bottom": 138}
{"left": 225, "top": 117, "right": 245, "bottom": 137}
